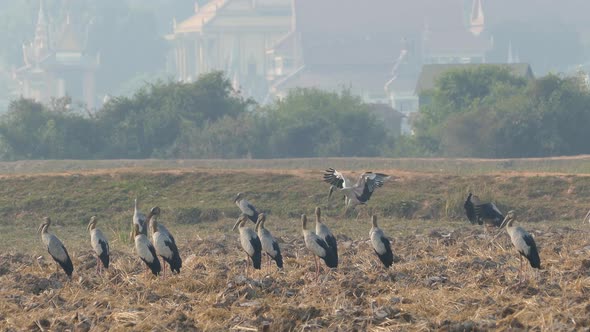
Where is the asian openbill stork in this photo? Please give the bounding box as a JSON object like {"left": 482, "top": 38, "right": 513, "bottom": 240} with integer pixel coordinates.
{"left": 38, "top": 217, "right": 73, "bottom": 279}
{"left": 87, "top": 216, "right": 109, "bottom": 274}
{"left": 146, "top": 207, "right": 176, "bottom": 245}
{"left": 464, "top": 193, "right": 504, "bottom": 228}
{"left": 301, "top": 214, "right": 337, "bottom": 279}
{"left": 132, "top": 223, "right": 161, "bottom": 276}
{"left": 232, "top": 214, "right": 262, "bottom": 276}
{"left": 255, "top": 213, "right": 283, "bottom": 270}
{"left": 149, "top": 207, "right": 182, "bottom": 276}
{"left": 499, "top": 210, "right": 541, "bottom": 283}
{"left": 234, "top": 192, "right": 259, "bottom": 223}
{"left": 323, "top": 168, "right": 390, "bottom": 215}
{"left": 314, "top": 207, "right": 338, "bottom": 267}
{"left": 133, "top": 197, "right": 148, "bottom": 236}
{"left": 369, "top": 215, "right": 393, "bottom": 268}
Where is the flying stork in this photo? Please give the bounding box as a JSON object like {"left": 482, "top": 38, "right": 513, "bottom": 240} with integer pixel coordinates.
{"left": 255, "top": 213, "right": 283, "bottom": 270}
{"left": 132, "top": 223, "right": 161, "bottom": 276}
{"left": 464, "top": 193, "right": 504, "bottom": 228}
{"left": 499, "top": 210, "right": 541, "bottom": 283}
{"left": 234, "top": 192, "right": 259, "bottom": 223}
{"left": 38, "top": 217, "right": 74, "bottom": 279}
{"left": 314, "top": 207, "right": 338, "bottom": 267}
{"left": 301, "top": 213, "right": 337, "bottom": 280}
{"left": 149, "top": 207, "right": 182, "bottom": 276}
{"left": 369, "top": 215, "right": 394, "bottom": 268}
{"left": 87, "top": 216, "right": 109, "bottom": 274}
{"left": 323, "top": 168, "right": 390, "bottom": 215}
{"left": 232, "top": 214, "right": 262, "bottom": 276}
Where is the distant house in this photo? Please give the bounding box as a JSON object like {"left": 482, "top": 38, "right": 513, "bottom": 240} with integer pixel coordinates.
{"left": 415, "top": 63, "right": 534, "bottom": 106}
{"left": 12, "top": 0, "right": 99, "bottom": 109}
{"left": 367, "top": 103, "right": 404, "bottom": 137}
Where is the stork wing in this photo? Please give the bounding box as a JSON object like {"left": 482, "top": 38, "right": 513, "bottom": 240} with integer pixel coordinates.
{"left": 238, "top": 199, "right": 257, "bottom": 216}
{"left": 358, "top": 172, "right": 390, "bottom": 191}
{"left": 323, "top": 168, "right": 346, "bottom": 188}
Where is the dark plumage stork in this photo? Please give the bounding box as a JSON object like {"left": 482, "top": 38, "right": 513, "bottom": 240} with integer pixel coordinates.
{"left": 314, "top": 207, "right": 338, "bottom": 267}
{"left": 255, "top": 213, "right": 283, "bottom": 269}
{"left": 464, "top": 193, "right": 477, "bottom": 224}
{"left": 369, "top": 215, "right": 393, "bottom": 268}
{"left": 323, "top": 168, "right": 390, "bottom": 215}
{"left": 133, "top": 197, "right": 148, "bottom": 236}
{"left": 465, "top": 193, "right": 504, "bottom": 228}
{"left": 38, "top": 217, "right": 74, "bottom": 279}
{"left": 234, "top": 192, "right": 259, "bottom": 223}
{"left": 132, "top": 223, "right": 161, "bottom": 276}
{"left": 87, "top": 216, "right": 109, "bottom": 274}
{"left": 149, "top": 207, "right": 182, "bottom": 276}
{"left": 301, "top": 214, "right": 337, "bottom": 279}
{"left": 499, "top": 210, "right": 541, "bottom": 282}
{"left": 233, "top": 214, "right": 262, "bottom": 276}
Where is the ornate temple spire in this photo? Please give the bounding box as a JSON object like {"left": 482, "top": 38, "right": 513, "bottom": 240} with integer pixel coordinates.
{"left": 33, "top": 0, "right": 50, "bottom": 58}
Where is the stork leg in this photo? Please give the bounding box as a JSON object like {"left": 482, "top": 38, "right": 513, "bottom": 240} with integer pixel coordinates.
{"left": 96, "top": 256, "right": 100, "bottom": 275}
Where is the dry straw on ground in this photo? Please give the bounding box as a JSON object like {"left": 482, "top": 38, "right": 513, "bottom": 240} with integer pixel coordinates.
{"left": 1, "top": 217, "right": 589, "bottom": 331}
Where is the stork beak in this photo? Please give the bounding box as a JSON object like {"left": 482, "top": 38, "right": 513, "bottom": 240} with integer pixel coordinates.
{"left": 232, "top": 216, "right": 242, "bottom": 231}
{"left": 37, "top": 223, "right": 45, "bottom": 234}
{"left": 86, "top": 222, "right": 91, "bottom": 232}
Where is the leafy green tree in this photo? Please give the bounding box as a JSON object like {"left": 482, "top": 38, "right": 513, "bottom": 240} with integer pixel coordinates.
{"left": 261, "top": 88, "right": 388, "bottom": 158}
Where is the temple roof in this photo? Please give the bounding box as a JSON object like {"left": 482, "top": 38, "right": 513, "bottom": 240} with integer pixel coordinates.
{"left": 174, "top": 0, "right": 228, "bottom": 33}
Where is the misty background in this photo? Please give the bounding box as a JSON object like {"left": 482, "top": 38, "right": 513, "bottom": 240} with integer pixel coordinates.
{"left": 0, "top": 0, "right": 589, "bottom": 160}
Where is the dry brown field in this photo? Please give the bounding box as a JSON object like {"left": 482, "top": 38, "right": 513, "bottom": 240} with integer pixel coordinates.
{"left": 0, "top": 158, "right": 589, "bottom": 331}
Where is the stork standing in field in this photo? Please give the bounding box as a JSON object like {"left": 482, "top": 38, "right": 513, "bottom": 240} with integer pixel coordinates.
{"left": 147, "top": 207, "right": 177, "bottom": 246}
{"left": 38, "top": 217, "right": 74, "bottom": 279}
{"left": 149, "top": 207, "right": 182, "bottom": 277}
{"left": 464, "top": 193, "right": 504, "bottom": 228}
{"left": 314, "top": 207, "right": 338, "bottom": 267}
{"left": 87, "top": 216, "right": 109, "bottom": 274}
{"left": 301, "top": 214, "right": 337, "bottom": 279}
{"left": 234, "top": 192, "right": 259, "bottom": 223}
{"left": 233, "top": 214, "right": 262, "bottom": 276}
{"left": 132, "top": 223, "right": 161, "bottom": 276}
{"left": 133, "top": 197, "right": 148, "bottom": 236}
{"left": 369, "top": 215, "right": 393, "bottom": 268}
{"left": 323, "top": 168, "right": 390, "bottom": 216}
{"left": 499, "top": 210, "right": 541, "bottom": 283}
{"left": 255, "top": 213, "right": 283, "bottom": 270}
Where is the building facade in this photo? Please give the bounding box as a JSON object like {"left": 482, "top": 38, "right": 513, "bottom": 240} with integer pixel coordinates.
{"left": 166, "top": 0, "right": 293, "bottom": 101}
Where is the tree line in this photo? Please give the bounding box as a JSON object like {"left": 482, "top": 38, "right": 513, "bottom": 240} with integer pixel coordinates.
{"left": 1, "top": 67, "right": 590, "bottom": 160}
{"left": 0, "top": 72, "right": 390, "bottom": 160}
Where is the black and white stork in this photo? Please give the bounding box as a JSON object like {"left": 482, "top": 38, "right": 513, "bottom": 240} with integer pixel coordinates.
{"left": 233, "top": 214, "right": 262, "bottom": 276}
{"left": 149, "top": 207, "right": 182, "bottom": 276}
{"left": 323, "top": 168, "right": 390, "bottom": 215}
{"left": 369, "top": 215, "right": 393, "bottom": 268}
{"left": 499, "top": 210, "right": 541, "bottom": 283}
{"left": 301, "top": 213, "right": 337, "bottom": 280}
{"left": 255, "top": 213, "right": 283, "bottom": 270}
{"left": 38, "top": 217, "right": 74, "bottom": 279}
{"left": 314, "top": 207, "right": 338, "bottom": 267}
{"left": 87, "top": 216, "right": 109, "bottom": 274}
{"left": 132, "top": 223, "right": 161, "bottom": 276}
{"left": 234, "top": 192, "right": 259, "bottom": 223}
